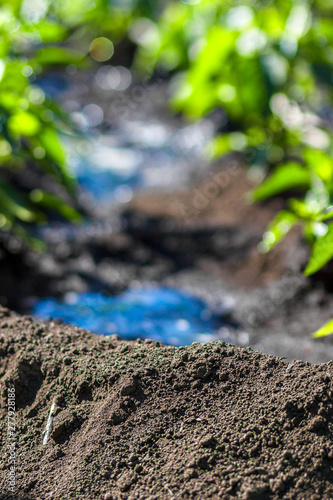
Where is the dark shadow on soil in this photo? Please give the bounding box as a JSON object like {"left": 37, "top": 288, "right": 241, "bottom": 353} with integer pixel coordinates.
{"left": 0, "top": 494, "right": 34, "bottom": 500}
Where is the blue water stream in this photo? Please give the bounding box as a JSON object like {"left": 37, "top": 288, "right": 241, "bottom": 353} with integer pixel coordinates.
{"left": 33, "top": 288, "right": 228, "bottom": 346}
{"left": 33, "top": 75, "right": 229, "bottom": 345}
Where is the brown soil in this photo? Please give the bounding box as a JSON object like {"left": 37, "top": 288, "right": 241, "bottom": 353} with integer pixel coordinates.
{"left": 129, "top": 165, "right": 271, "bottom": 228}
{"left": 129, "top": 164, "right": 306, "bottom": 289}
{"left": 1, "top": 306, "right": 333, "bottom": 500}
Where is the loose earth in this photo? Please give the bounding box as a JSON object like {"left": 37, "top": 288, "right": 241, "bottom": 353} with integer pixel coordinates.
{"left": 1, "top": 306, "right": 333, "bottom": 499}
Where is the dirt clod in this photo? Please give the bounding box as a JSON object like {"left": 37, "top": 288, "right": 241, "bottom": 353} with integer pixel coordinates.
{"left": 120, "top": 378, "right": 137, "bottom": 396}
{"left": 104, "top": 494, "right": 113, "bottom": 500}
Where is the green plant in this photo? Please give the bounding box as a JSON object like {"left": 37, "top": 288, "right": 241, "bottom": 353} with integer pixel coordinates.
{"left": 0, "top": 0, "right": 156, "bottom": 247}
{"left": 252, "top": 149, "right": 333, "bottom": 263}
{"left": 0, "top": 1, "right": 84, "bottom": 246}
{"left": 131, "top": 0, "right": 333, "bottom": 336}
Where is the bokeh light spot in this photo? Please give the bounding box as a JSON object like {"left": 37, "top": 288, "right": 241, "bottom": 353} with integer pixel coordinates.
{"left": 22, "top": 65, "right": 33, "bottom": 77}
{"left": 82, "top": 103, "right": 104, "bottom": 127}
{"left": 218, "top": 84, "right": 236, "bottom": 103}
{"left": 0, "top": 140, "right": 11, "bottom": 156}
{"left": 0, "top": 214, "right": 7, "bottom": 228}
{"left": 181, "top": 0, "right": 201, "bottom": 4}
{"left": 89, "top": 37, "right": 114, "bottom": 62}
{"left": 33, "top": 147, "right": 45, "bottom": 159}
{"left": 96, "top": 66, "right": 132, "bottom": 91}
{"left": 226, "top": 6, "right": 254, "bottom": 30}
{"left": 29, "top": 87, "right": 45, "bottom": 105}
{"left": 30, "top": 189, "right": 43, "bottom": 202}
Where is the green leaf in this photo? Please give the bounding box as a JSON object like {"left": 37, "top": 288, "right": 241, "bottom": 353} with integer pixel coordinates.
{"left": 0, "top": 92, "right": 20, "bottom": 111}
{"left": 0, "top": 182, "right": 44, "bottom": 223}
{"left": 304, "top": 149, "right": 333, "bottom": 184}
{"left": 304, "top": 223, "right": 333, "bottom": 275}
{"left": 252, "top": 163, "right": 311, "bottom": 202}
{"left": 319, "top": 206, "right": 333, "bottom": 221}
{"left": 39, "top": 127, "right": 75, "bottom": 189}
{"left": 35, "top": 47, "right": 85, "bottom": 66}
{"left": 209, "top": 132, "right": 248, "bottom": 157}
{"left": 289, "top": 198, "right": 314, "bottom": 218}
{"left": 35, "top": 22, "right": 67, "bottom": 43}
{"left": 30, "top": 189, "right": 82, "bottom": 222}
{"left": 7, "top": 111, "right": 40, "bottom": 137}
{"left": 288, "top": 197, "right": 329, "bottom": 220}
{"left": 312, "top": 319, "right": 333, "bottom": 338}
{"left": 39, "top": 127, "right": 65, "bottom": 165}
{"left": 258, "top": 210, "right": 298, "bottom": 253}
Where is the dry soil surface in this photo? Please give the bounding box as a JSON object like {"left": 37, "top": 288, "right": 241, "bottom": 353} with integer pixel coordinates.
{"left": 1, "top": 307, "right": 333, "bottom": 499}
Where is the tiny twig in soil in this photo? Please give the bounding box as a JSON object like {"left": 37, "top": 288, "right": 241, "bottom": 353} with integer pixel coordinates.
{"left": 43, "top": 401, "right": 56, "bottom": 445}
{"left": 165, "top": 485, "right": 174, "bottom": 497}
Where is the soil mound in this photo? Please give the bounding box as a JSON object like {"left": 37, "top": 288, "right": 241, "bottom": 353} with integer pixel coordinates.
{"left": 1, "top": 306, "right": 333, "bottom": 499}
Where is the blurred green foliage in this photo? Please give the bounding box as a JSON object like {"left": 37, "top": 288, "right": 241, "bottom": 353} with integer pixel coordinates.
{"left": 0, "top": 0, "right": 84, "bottom": 244}
{"left": 0, "top": 0, "right": 152, "bottom": 245}
{"left": 132, "top": 0, "right": 333, "bottom": 282}
{"left": 2, "top": 0, "right": 333, "bottom": 333}
{"left": 131, "top": 0, "right": 333, "bottom": 336}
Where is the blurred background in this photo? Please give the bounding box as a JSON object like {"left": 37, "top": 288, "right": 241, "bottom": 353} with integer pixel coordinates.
{"left": 1, "top": 0, "right": 333, "bottom": 361}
